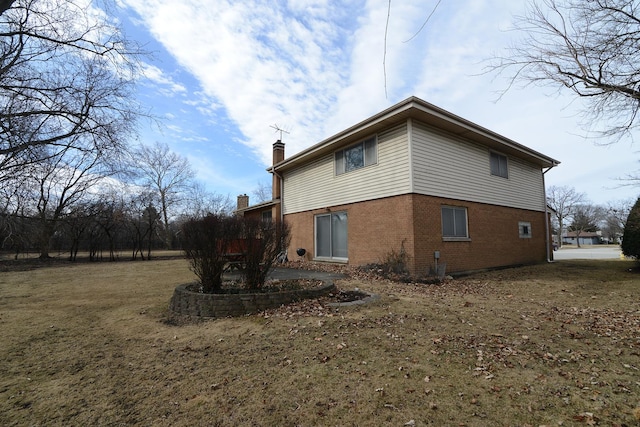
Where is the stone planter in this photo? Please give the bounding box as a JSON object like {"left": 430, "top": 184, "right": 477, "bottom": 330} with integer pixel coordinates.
{"left": 169, "top": 281, "right": 337, "bottom": 318}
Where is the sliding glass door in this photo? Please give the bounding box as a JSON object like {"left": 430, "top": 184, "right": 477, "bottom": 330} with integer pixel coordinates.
{"left": 315, "top": 212, "right": 347, "bottom": 260}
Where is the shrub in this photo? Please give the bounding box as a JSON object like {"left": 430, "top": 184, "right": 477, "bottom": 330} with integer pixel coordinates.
{"left": 241, "top": 219, "right": 291, "bottom": 290}
{"left": 181, "top": 215, "right": 241, "bottom": 293}
{"left": 621, "top": 197, "right": 640, "bottom": 260}
{"left": 379, "top": 240, "right": 410, "bottom": 275}
{"left": 181, "top": 215, "right": 291, "bottom": 293}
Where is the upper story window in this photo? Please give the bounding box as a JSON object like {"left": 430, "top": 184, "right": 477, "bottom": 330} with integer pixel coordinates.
{"left": 335, "top": 136, "right": 377, "bottom": 175}
{"left": 490, "top": 152, "right": 508, "bottom": 178}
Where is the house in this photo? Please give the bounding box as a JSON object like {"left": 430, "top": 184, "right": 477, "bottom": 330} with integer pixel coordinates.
{"left": 238, "top": 96, "right": 560, "bottom": 276}
{"left": 562, "top": 231, "right": 602, "bottom": 246}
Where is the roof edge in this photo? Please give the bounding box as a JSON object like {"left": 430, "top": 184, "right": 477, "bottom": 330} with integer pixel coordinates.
{"left": 270, "top": 96, "right": 560, "bottom": 172}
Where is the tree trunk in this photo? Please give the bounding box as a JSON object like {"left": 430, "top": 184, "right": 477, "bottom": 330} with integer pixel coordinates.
{"left": 557, "top": 218, "right": 564, "bottom": 249}
{"left": 37, "top": 221, "right": 55, "bottom": 259}
{"left": 160, "top": 193, "right": 171, "bottom": 250}
{"left": 38, "top": 234, "right": 51, "bottom": 259}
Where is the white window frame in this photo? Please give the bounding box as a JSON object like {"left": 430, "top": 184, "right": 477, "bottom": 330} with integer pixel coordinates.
{"left": 519, "top": 221, "right": 532, "bottom": 238}
{"left": 335, "top": 136, "right": 377, "bottom": 175}
{"left": 441, "top": 206, "right": 469, "bottom": 241}
{"left": 490, "top": 151, "right": 509, "bottom": 178}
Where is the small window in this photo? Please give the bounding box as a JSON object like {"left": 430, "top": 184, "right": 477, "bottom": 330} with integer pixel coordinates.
{"left": 261, "top": 210, "right": 272, "bottom": 222}
{"left": 519, "top": 221, "right": 532, "bottom": 238}
{"left": 441, "top": 206, "right": 468, "bottom": 239}
{"left": 335, "top": 136, "right": 377, "bottom": 175}
{"left": 490, "top": 152, "right": 508, "bottom": 178}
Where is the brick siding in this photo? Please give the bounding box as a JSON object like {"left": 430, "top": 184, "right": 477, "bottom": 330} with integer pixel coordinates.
{"left": 284, "top": 194, "right": 549, "bottom": 276}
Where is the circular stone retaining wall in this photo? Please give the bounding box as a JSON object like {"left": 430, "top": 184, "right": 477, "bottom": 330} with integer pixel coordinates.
{"left": 169, "top": 281, "right": 336, "bottom": 318}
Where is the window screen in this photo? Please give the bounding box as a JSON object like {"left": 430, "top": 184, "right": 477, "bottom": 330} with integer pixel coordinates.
{"left": 441, "top": 206, "right": 468, "bottom": 238}
{"left": 490, "top": 152, "right": 508, "bottom": 178}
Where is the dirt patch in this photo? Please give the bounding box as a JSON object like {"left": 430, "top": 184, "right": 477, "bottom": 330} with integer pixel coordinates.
{"left": 330, "top": 289, "right": 369, "bottom": 303}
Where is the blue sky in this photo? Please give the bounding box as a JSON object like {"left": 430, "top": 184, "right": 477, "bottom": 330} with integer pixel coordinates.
{"left": 114, "top": 0, "right": 639, "bottom": 206}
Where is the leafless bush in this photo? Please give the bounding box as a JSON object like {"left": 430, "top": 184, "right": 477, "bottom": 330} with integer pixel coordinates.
{"left": 241, "top": 219, "right": 291, "bottom": 290}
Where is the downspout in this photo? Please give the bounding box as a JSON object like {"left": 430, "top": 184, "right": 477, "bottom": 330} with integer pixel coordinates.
{"left": 274, "top": 168, "right": 286, "bottom": 259}
{"left": 274, "top": 170, "right": 284, "bottom": 223}
{"left": 542, "top": 164, "right": 557, "bottom": 263}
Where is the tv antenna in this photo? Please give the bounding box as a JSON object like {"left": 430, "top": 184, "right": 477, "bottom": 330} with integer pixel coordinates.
{"left": 270, "top": 124, "right": 290, "bottom": 141}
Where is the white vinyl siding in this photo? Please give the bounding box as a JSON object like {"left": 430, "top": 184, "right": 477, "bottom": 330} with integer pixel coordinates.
{"left": 411, "top": 121, "right": 545, "bottom": 212}
{"left": 282, "top": 119, "right": 546, "bottom": 215}
{"left": 283, "top": 124, "right": 410, "bottom": 214}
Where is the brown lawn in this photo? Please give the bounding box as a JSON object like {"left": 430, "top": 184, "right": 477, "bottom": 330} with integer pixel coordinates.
{"left": 0, "top": 257, "right": 639, "bottom": 426}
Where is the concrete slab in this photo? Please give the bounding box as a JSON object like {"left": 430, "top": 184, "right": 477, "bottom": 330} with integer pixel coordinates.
{"left": 224, "top": 267, "right": 346, "bottom": 281}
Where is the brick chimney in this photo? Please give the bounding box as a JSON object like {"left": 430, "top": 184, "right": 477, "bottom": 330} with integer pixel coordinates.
{"left": 272, "top": 140, "right": 284, "bottom": 200}
{"left": 236, "top": 194, "right": 249, "bottom": 210}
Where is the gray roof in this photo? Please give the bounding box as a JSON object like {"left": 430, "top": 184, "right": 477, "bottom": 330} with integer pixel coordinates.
{"left": 270, "top": 96, "right": 560, "bottom": 173}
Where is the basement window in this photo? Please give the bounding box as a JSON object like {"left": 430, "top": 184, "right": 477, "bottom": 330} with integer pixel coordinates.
{"left": 519, "top": 221, "right": 532, "bottom": 238}
{"left": 441, "top": 206, "right": 469, "bottom": 240}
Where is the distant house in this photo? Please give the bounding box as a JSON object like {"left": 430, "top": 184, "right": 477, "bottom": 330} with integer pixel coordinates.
{"left": 562, "top": 231, "right": 602, "bottom": 246}
{"left": 238, "top": 96, "right": 560, "bottom": 276}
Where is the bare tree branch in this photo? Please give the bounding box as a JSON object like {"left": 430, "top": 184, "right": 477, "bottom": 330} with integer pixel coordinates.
{"left": 547, "top": 185, "right": 586, "bottom": 248}
{"left": 488, "top": 0, "right": 640, "bottom": 142}
{"left": 133, "top": 142, "right": 196, "bottom": 249}
{"left": 0, "top": 0, "right": 146, "bottom": 180}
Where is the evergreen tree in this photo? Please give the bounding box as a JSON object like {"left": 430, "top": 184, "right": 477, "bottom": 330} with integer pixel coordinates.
{"left": 621, "top": 198, "right": 640, "bottom": 260}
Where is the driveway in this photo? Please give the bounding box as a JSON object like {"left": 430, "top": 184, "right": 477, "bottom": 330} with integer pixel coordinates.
{"left": 553, "top": 246, "right": 623, "bottom": 260}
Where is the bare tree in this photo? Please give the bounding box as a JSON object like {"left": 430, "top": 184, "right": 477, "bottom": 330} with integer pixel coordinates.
{"left": 547, "top": 185, "right": 586, "bottom": 248}
{"left": 122, "top": 191, "right": 155, "bottom": 260}
{"left": 0, "top": 179, "right": 33, "bottom": 257}
{"left": 61, "top": 201, "right": 97, "bottom": 261}
{"left": 0, "top": 0, "right": 143, "bottom": 180}
{"left": 252, "top": 181, "right": 272, "bottom": 204}
{"left": 602, "top": 198, "right": 635, "bottom": 243}
{"left": 490, "top": 0, "right": 640, "bottom": 141}
{"left": 182, "top": 181, "right": 233, "bottom": 218}
{"left": 133, "top": 142, "right": 195, "bottom": 249}
{"left": 569, "top": 203, "right": 606, "bottom": 247}
{"left": 24, "top": 144, "right": 116, "bottom": 258}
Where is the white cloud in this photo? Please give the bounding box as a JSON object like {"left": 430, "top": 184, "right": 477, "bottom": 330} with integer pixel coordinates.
{"left": 141, "top": 63, "right": 187, "bottom": 94}
{"left": 122, "top": 0, "right": 353, "bottom": 156}
{"left": 120, "top": 0, "right": 639, "bottom": 203}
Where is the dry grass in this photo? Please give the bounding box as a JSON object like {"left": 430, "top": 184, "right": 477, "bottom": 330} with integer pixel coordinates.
{"left": 0, "top": 258, "right": 639, "bottom": 426}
